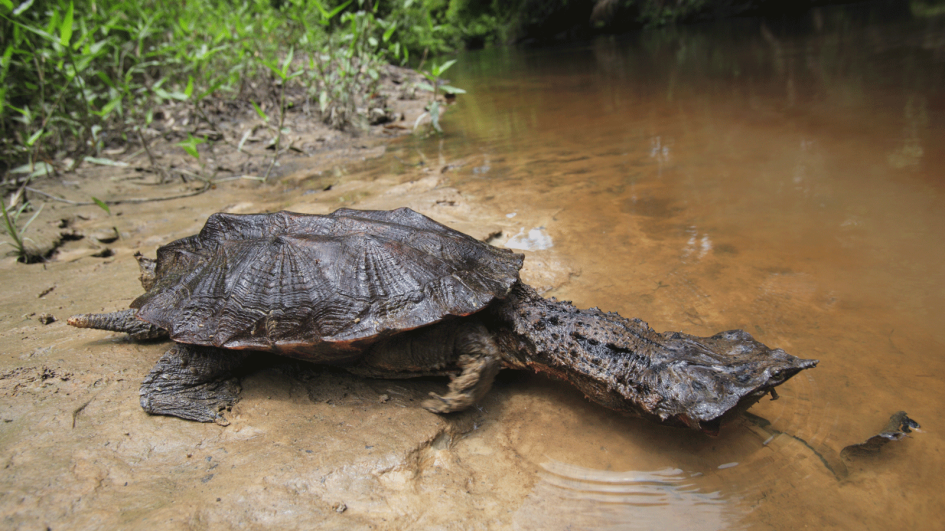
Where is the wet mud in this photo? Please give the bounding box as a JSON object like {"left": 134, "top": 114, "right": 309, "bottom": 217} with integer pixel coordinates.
{"left": 0, "top": 162, "right": 548, "bottom": 530}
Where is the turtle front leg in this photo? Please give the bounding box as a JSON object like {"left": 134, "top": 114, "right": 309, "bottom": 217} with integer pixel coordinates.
{"left": 68, "top": 308, "right": 167, "bottom": 340}
{"left": 422, "top": 326, "right": 502, "bottom": 413}
{"left": 140, "top": 344, "right": 248, "bottom": 425}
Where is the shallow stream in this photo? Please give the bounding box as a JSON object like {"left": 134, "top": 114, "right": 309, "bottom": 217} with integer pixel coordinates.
{"left": 361, "top": 4, "right": 945, "bottom": 529}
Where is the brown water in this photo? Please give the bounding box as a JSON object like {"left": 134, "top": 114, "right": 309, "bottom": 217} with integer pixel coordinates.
{"left": 361, "top": 5, "right": 945, "bottom": 529}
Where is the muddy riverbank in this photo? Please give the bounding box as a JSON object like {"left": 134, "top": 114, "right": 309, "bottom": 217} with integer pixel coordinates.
{"left": 0, "top": 152, "right": 569, "bottom": 530}
{"left": 0, "top": 65, "right": 564, "bottom": 529}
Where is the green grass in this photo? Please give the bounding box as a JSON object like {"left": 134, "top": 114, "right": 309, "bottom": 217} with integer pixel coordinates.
{"left": 1, "top": 197, "right": 43, "bottom": 263}
{"left": 0, "top": 0, "right": 411, "bottom": 177}
{"left": 415, "top": 59, "right": 465, "bottom": 133}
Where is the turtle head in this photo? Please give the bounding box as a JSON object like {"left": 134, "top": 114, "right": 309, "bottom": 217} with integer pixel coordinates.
{"left": 636, "top": 330, "right": 818, "bottom": 434}
{"left": 134, "top": 252, "right": 158, "bottom": 291}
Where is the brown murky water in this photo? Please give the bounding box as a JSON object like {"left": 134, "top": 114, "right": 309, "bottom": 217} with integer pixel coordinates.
{"left": 365, "top": 5, "right": 945, "bottom": 529}
{"left": 3, "top": 4, "right": 943, "bottom": 530}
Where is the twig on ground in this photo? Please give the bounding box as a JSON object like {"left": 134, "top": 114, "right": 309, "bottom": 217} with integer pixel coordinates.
{"left": 24, "top": 181, "right": 212, "bottom": 206}
{"left": 136, "top": 128, "right": 168, "bottom": 182}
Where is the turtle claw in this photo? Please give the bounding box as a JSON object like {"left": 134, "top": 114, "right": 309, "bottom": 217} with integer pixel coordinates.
{"left": 421, "top": 352, "right": 501, "bottom": 414}
{"left": 422, "top": 391, "right": 467, "bottom": 413}
{"left": 139, "top": 344, "right": 247, "bottom": 424}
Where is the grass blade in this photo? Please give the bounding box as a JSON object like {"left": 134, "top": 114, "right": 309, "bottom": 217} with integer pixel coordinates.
{"left": 252, "top": 101, "right": 268, "bottom": 121}
{"left": 91, "top": 197, "right": 111, "bottom": 215}
{"left": 12, "top": 0, "right": 34, "bottom": 16}
{"left": 59, "top": 1, "right": 74, "bottom": 47}
{"left": 84, "top": 156, "right": 128, "bottom": 167}
{"left": 20, "top": 203, "right": 44, "bottom": 232}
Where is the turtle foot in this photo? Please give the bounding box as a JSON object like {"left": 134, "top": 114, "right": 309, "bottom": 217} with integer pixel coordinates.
{"left": 422, "top": 328, "right": 502, "bottom": 414}
{"left": 140, "top": 344, "right": 248, "bottom": 424}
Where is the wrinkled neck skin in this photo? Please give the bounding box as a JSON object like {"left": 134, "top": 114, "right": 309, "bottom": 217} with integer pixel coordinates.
{"left": 489, "top": 283, "right": 817, "bottom": 433}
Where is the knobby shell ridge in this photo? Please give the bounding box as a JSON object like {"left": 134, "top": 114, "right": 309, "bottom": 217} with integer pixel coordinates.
{"left": 132, "top": 208, "right": 524, "bottom": 355}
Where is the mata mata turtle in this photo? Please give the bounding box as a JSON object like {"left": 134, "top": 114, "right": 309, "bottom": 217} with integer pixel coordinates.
{"left": 69, "top": 207, "right": 817, "bottom": 433}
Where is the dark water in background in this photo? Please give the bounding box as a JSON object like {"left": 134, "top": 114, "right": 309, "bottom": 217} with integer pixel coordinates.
{"left": 362, "top": 3, "right": 944, "bottom": 529}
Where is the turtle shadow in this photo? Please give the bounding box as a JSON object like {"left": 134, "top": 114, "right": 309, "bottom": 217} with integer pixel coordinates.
{"left": 230, "top": 353, "right": 496, "bottom": 434}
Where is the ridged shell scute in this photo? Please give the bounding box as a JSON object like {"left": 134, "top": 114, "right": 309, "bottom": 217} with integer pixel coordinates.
{"left": 131, "top": 208, "right": 524, "bottom": 354}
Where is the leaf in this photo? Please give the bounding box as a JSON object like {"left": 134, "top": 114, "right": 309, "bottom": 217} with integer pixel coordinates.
{"left": 197, "top": 79, "right": 225, "bottom": 101}
{"left": 382, "top": 23, "right": 396, "bottom": 43}
{"left": 1, "top": 45, "right": 13, "bottom": 75}
{"left": 439, "top": 85, "right": 466, "bottom": 95}
{"left": 429, "top": 100, "right": 441, "bottom": 133}
{"left": 95, "top": 71, "right": 116, "bottom": 89}
{"left": 237, "top": 129, "right": 251, "bottom": 152}
{"left": 97, "top": 96, "right": 122, "bottom": 117}
{"left": 12, "top": 0, "right": 34, "bottom": 16}
{"left": 264, "top": 60, "right": 286, "bottom": 81}
{"left": 436, "top": 59, "right": 457, "bottom": 75}
{"left": 1, "top": 202, "right": 17, "bottom": 238}
{"left": 251, "top": 101, "right": 268, "bottom": 121}
{"left": 91, "top": 197, "right": 111, "bottom": 215}
{"left": 152, "top": 87, "right": 171, "bottom": 100}
{"left": 10, "top": 163, "right": 36, "bottom": 173}
{"left": 184, "top": 75, "right": 194, "bottom": 98}
{"left": 176, "top": 134, "right": 206, "bottom": 159}
{"left": 181, "top": 144, "right": 199, "bottom": 159}
{"left": 8, "top": 16, "right": 54, "bottom": 45}
{"left": 25, "top": 128, "right": 43, "bottom": 146}
{"left": 412, "top": 111, "right": 428, "bottom": 131}
{"left": 281, "top": 47, "right": 294, "bottom": 75}
{"left": 154, "top": 86, "right": 189, "bottom": 102}
{"left": 20, "top": 203, "right": 43, "bottom": 233}
{"left": 28, "top": 163, "right": 53, "bottom": 178}
{"left": 416, "top": 82, "right": 435, "bottom": 92}
{"left": 59, "top": 1, "right": 73, "bottom": 47}
{"left": 326, "top": 0, "right": 353, "bottom": 20}
{"left": 84, "top": 156, "right": 128, "bottom": 167}
{"left": 87, "top": 38, "right": 108, "bottom": 56}
{"left": 0, "top": 0, "right": 12, "bottom": 10}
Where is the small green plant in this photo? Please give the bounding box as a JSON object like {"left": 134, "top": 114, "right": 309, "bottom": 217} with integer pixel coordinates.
{"left": 303, "top": 2, "right": 400, "bottom": 130}
{"left": 91, "top": 196, "right": 110, "bottom": 215}
{"left": 263, "top": 47, "right": 303, "bottom": 180}
{"left": 415, "top": 59, "right": 465, "bottom": 133}
{"left": 177, "top": 133, "right": 207, "bottom": 160}
{"left": 0, "top": 0, "right": 417, "bottom": 176}
{"left": 1, "top": 198, "right": 44, "bottom": 263}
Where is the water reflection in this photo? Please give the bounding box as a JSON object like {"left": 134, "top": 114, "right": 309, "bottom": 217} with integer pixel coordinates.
{"left": 505, "top": 227, "right": 554, "bottom": 251}
{"left": 515, "top": 462, "right": 741, "bottom": 531}
{"left": 649, "top": 136, "right": 670, "bottom": 177}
